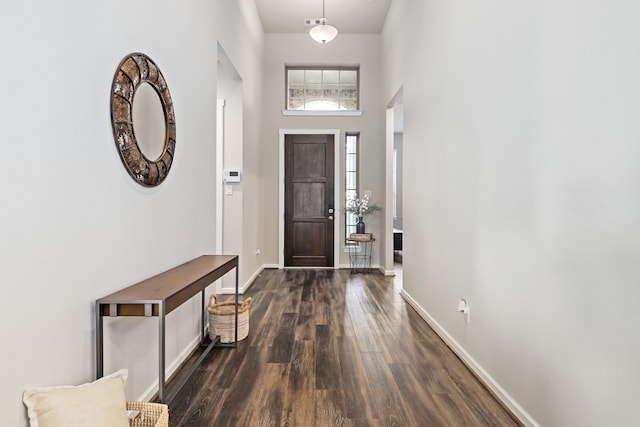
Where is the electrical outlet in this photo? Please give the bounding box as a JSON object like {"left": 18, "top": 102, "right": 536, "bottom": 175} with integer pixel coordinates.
{"left": 255, "top": 249, "right": 260, "bottom": 256}
{"left": 457, "top": 299, "right": 470, "bottom": 324}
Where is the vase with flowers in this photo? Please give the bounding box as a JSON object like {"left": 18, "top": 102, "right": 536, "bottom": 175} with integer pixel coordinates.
{"left": 345, "top": 194, "right": 381, "bottom": 234}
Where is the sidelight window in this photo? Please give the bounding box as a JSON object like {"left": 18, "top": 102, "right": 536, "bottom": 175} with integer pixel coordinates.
{"left": 345, "top": 133, "right": 359, "bottom": 241}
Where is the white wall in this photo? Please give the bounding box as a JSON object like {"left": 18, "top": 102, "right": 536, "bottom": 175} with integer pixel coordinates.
{"left": 262, "top": 34, "right": 386, "bottom": 268}
{"left": 383, "top": 1, "right": 640, "bottom": 426}
{"left": 0, "top": 1, "right": 263, "bottom": 425}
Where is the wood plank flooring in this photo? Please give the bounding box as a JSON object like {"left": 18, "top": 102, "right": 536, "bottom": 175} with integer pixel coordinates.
{"left": 168, "top": 269, "right": 520, "bottom": 426}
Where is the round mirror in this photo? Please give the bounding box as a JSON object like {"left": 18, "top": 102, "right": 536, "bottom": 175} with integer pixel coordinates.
{"left": 110, "top": 53, "right": 176, "bottom": 187}
{"left": 132, "top": 82, "right": 166, "bottom": 161}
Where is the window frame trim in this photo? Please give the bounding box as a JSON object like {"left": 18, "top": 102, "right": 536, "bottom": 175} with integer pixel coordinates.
{"left": 284, "top": 65, "right": 361, "bottom": 112}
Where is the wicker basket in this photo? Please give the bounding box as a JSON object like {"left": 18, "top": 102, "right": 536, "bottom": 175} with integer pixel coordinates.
{"left": 207, "top": 295, "right": 252, "bottom": 343}
{"left": 127, "top": 401, "right": 168, "bottom": 427}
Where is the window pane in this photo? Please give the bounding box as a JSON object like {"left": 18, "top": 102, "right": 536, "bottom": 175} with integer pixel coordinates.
{"left": 289, "top": 88, "right": 304, "bottom": 98}
{"left": 288, "top": 69, "right": 305, "bottom": 84}
{"left": 304, "top": 86, "right": 322, "bottom": 98}
{"left": 346, "top": 155, "right": 356, "bottom": 172}
{"left": 323, "top": 98, "right": 340, "bottom": 109}
{"left": 340, "top": 70, "right": 357, "bottom": 84}
{"left": 346, "top": 171, "right": 356, "bottom": 190}
{"left": 340, "top": 87, "right": 357, "bottom": 98}
{"left": 304, "top": 99, "right": 324, "bottom": 110}
{"left": 341, "top": 99, "right": 358, "bottom": 110}
{"left": 346, "top": 137, "right": 356, "bottom": 152}
{"left": 288, "top": 98, "right": 304, "bottom": 110}
{"left": 323, "top": 86, "right": 339, "bottom": 98}
{"left": 306, "top": 70, "right": 322, "bottom": 84}
{"left": 323, "top": 70, "right": 339, "bottom": 84}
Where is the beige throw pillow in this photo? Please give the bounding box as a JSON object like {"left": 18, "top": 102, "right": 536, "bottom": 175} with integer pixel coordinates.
{"left": 22, "top": 369, "right": 129, "bottom": 427}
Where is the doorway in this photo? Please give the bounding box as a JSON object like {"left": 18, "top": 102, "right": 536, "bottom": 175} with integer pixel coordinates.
{"left": 386, "top": 88, "right": 404, "bottom": 280}
{"left": 279, "top": 129, "right": 340, "bottom": 268}
{"left": 217, "top": 43, "right": 243, "bottom": 292}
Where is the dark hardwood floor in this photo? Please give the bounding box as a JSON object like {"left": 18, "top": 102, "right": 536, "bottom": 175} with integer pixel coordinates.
{"left": 168, "top": 269, "right": 520, "bottom": 426}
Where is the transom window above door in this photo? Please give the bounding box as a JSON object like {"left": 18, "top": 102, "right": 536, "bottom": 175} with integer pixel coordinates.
{"left": 286, "top": 66, "right": 359, "bottom": 111}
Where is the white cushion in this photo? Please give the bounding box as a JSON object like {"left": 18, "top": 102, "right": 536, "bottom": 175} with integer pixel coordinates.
{"left": 22, "top": 369, "right": 129, "bottom": 427}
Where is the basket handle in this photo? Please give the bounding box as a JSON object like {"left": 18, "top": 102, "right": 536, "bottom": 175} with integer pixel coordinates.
{"left": 208, "top": 294, "right": 218, "bottom": 310}
{"left": 208, "top": 294, "right": 251, "bottom": 310}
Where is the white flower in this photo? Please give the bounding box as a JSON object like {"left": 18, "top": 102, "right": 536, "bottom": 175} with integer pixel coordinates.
{"left": 345, "top": 194, "right": 381, "bottom": 216}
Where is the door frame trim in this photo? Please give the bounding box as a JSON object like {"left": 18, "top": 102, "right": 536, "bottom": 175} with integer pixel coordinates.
{"left": 279, "top": 129, "right": 341, "bottom": 269}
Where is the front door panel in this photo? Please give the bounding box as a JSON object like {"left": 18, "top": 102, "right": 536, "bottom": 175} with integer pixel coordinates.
{"left": 285, "top": 134, "right": 334, "bottom": 267}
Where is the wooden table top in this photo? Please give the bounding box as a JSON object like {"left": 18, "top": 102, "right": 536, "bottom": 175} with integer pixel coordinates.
{"left": 97, "top": 255, "right": 238, "bottom": 316}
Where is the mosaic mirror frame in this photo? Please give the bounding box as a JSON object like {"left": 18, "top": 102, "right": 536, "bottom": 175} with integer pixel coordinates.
{"left": 110, "top": 53, "right": 176, "bottom": 187}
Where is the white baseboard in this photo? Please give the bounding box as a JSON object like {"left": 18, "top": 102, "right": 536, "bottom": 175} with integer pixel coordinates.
{"left": 220, "top": 265, "right": 264, "bottom": 294}
{"left": 136, "top": 334, "right": 202, "bottom": 402}
{"left": 339, "top": 263, "right": 381, "bottom": 271}
{"left": 268, "top": 263, "right": 384, "bottom": 272}
{"left": 399, "top": 289, "right": 539, "bottom": 427}
{"left": 381, "top": 268, "right": 395, "bottom": 276}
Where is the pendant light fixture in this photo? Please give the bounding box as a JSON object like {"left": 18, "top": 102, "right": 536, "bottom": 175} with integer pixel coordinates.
{"left": 309, "top": 0, "right": 338, "bottom": 44}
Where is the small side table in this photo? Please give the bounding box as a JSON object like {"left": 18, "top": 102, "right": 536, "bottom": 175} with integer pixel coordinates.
{"left": 347, "top": 234, "right": 375, "bottom": 273}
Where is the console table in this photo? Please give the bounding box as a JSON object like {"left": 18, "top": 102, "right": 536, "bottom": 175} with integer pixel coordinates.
{"left": 95, "top": 255, "right": 239, "bottom": 403}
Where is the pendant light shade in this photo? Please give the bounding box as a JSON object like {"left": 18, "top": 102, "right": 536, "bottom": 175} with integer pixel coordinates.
{"left": 310, "top": 19, "right": 338, "bottom": 44}
{"left": 310, "top": 0, "right": 337, "bottom": 44}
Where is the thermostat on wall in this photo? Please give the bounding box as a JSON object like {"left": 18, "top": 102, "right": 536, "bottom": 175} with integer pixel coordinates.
{"left": 223, "top": 170, "right": 241, "bottom": 183}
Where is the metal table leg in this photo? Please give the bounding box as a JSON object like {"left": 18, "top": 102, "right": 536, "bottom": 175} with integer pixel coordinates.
{"left": 96, "top": 306, "right": 104, "bottom": 378}
{"left": 158, "top": 301, "right": 166, "bottom": 403}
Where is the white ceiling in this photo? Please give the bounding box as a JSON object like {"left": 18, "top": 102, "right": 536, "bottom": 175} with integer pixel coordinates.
{"left": 254, "top": 0, "right": 392, "bottom": 34}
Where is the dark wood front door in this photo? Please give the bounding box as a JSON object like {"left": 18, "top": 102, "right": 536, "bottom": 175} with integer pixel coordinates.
{"left": 284, "top": 134, "right": 334, "bottom": 267}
